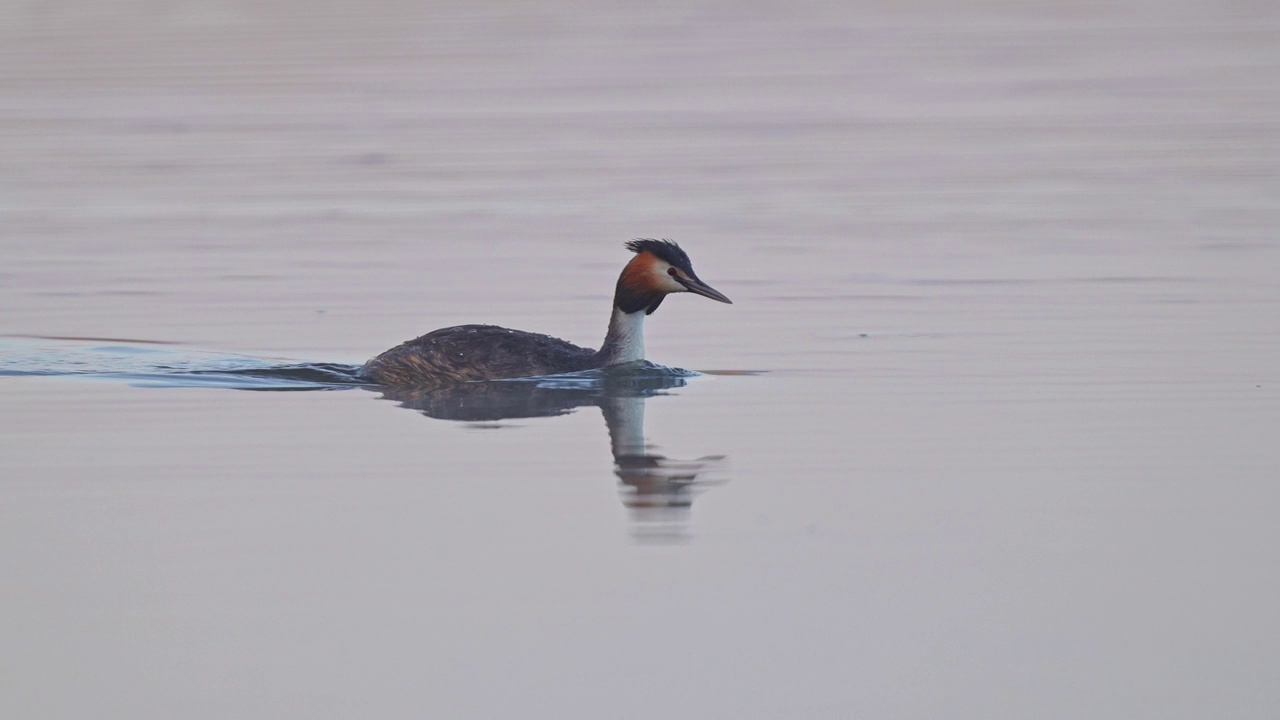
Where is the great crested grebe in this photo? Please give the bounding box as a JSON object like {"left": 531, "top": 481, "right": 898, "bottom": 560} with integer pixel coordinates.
{"left": 361, "top": 239, "right": 732, "bottom": 385}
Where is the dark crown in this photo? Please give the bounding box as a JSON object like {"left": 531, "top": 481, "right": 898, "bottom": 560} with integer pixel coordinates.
{"left": 625, "top": 238, "right": 692, "bottom": 271}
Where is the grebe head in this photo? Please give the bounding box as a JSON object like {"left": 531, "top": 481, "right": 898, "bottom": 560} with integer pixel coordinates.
{"left": 615, "top": 239, "right": 733, "bottom": 315}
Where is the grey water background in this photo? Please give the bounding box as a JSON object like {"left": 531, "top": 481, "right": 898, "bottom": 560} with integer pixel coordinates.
{"left": 3, "top": 1, "right": 1279, "bottom": 717}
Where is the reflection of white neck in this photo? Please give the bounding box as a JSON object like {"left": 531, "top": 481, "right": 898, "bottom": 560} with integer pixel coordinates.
{"left": 604, "top": 396, "right": 646, "bottom": 458}
{"left": 598, "top": 307, "right": 645, "bottom": 366}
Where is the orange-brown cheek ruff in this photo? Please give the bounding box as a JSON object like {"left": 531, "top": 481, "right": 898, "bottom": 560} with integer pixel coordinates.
{"left": 614, "top": 252, "right": 666, "bottom": 315}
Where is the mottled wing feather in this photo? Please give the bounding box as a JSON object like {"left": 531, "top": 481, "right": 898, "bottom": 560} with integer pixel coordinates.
{"left": 361, "top": 324, "right": 596, "bottom": 385}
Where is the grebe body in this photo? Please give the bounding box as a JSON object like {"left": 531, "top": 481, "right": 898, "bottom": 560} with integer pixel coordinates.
{"left": 361, "top": 240, "right": 731, "bottom": 386}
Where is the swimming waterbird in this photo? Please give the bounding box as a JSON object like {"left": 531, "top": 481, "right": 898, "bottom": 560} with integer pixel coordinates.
{"left": 361, "top": 239, "right": 732, "bottom": 385}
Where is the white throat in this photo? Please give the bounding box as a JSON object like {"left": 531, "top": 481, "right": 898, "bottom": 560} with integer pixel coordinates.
{"left": 600, "top": 307, "right": 646, "bottom": 365}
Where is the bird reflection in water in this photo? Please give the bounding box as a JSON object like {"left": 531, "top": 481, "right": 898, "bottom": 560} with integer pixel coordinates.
{"left": 0, "top": 339, "right": 725, "bottom": 541}
{"left": 375, "top": 364, "right": 727, "bottom": 543}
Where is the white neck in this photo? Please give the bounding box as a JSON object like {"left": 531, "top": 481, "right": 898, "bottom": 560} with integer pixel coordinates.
{"left": 597, "top": 307, "right": 646, "bottom": 366}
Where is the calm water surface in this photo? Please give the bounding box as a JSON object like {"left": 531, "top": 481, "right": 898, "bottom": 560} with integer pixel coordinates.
{"left": 3, "top": 2, "right": 1279, "bottom": 718}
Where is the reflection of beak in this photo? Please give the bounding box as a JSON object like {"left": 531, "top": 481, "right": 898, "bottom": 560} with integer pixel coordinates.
{"left": 680, "top": 275, "right": 733, "bottom": 304}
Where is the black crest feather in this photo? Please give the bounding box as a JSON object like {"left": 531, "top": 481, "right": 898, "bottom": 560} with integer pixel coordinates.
{"left": 625, "top": 238, "right": 692, "bottom": 271}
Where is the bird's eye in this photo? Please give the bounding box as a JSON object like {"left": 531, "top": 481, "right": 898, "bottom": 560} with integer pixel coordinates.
{"left": 667, "top": 267, "right": 679, "bottom": 277}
